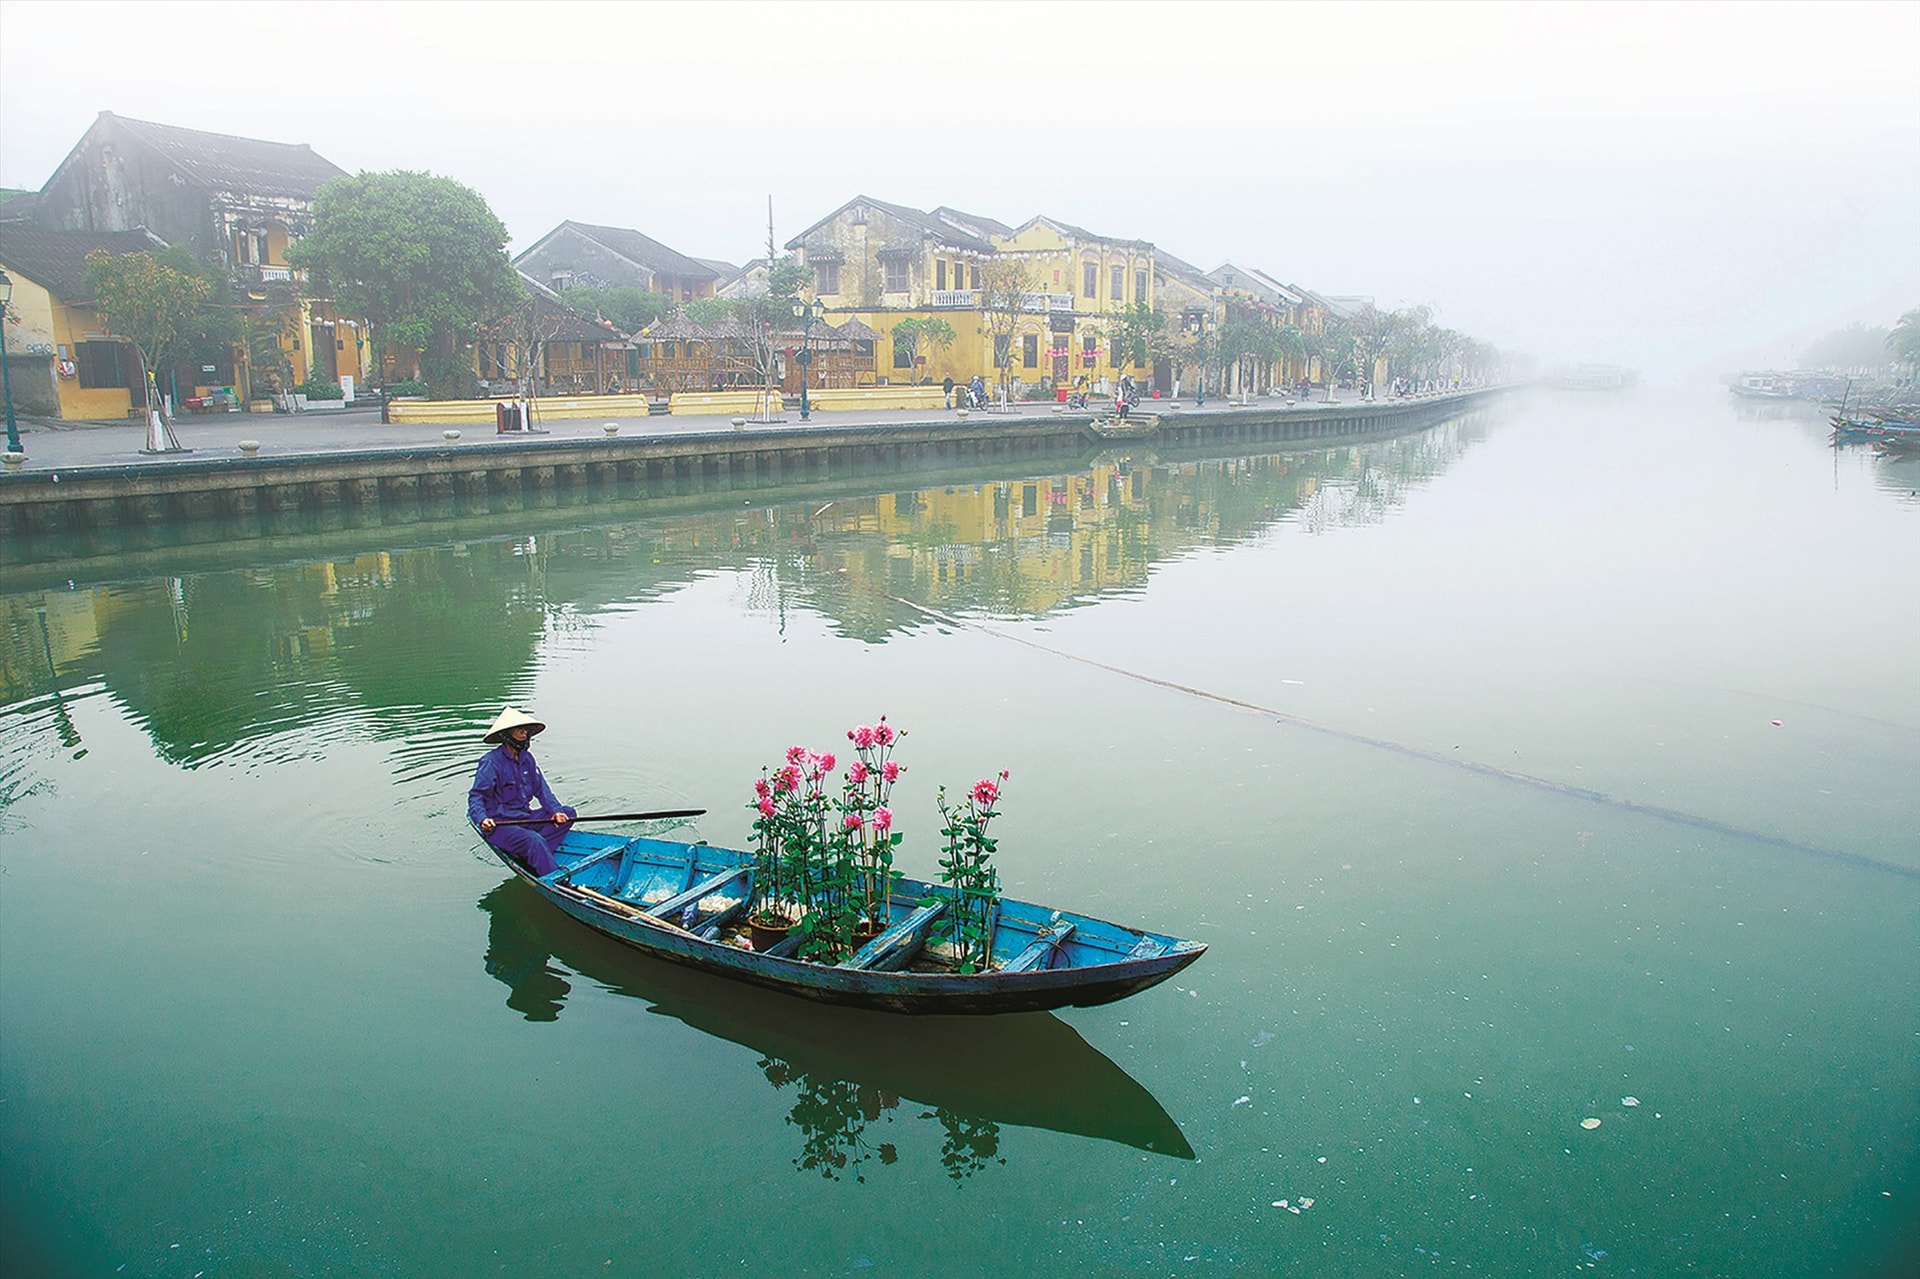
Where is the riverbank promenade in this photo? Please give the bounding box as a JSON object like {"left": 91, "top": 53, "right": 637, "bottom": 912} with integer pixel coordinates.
{"left": 0, "top": 387, "right": 1503, "bottom": 543}
{"left": 0, "top": 391, "right": 1435, "bottom": 473}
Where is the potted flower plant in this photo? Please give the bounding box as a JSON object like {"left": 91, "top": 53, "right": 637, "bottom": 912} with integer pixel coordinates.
{"left": 837, "top": 717, "right": 907, "bottom": 943}
{"left": 935, "top": 772, "right": 1008, "bottom": 973}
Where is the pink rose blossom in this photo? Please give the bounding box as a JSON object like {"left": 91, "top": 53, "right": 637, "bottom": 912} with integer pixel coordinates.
{"left": 786, "top": 745, "right": 808, "bottom": 765}
{"left": 971, "top": 778, "right": 1000, "bottom": 807}
{"left": 848, "top": 761, "right": 870, "bottom": 784}
{"left": 754, "top": 778, "right": 771, "bottom": 799}
{"left": 844, "top": 813, "right": 863, "bottom": 830}
{"left": 875, "top": 721, "right": 896, "bottom": 745}
{"left": 873, "top": 806, "right": 893, "bottom": 832}
{"left": 758, "top": 797, "right": 776, "bottom": 817}
{"left": 850, "top": 724, "right": 875, "bottom": 749}
{"left": 881, "top": 761, "right": 901, "bottom": 783}
{"left": 818, "top": 752, "right": 836, "bottom": 773}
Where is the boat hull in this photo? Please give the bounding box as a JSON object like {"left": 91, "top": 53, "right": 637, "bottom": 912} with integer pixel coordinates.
{"left": 498, "top": 834, "right": 1207, "bottom": 1015}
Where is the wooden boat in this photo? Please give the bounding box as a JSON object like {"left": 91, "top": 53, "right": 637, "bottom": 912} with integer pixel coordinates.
{"left": 494, "top": 831, "right": 1207, "bottom": 1015}
{"left": 479, "top": 878, "right": 1195, "bottom": 1158}
{"left": 1085, "top": 412, "right": 1161, "bottom": 441}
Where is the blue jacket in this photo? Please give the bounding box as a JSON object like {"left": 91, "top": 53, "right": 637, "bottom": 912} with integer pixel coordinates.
{"left": 468, "top": 744, "right": 576, "bottom": 829}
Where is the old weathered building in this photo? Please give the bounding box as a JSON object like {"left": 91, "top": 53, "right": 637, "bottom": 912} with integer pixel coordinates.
{"left": 27, "top": 112, "right": 370, "bottom": 403}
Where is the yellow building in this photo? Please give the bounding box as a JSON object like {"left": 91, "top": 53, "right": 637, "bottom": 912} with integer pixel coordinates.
{"left": 993, "top": 215, "right": 1157, "bottom": 391}
{"left": 785, "top": 197, "right": 1000, "bottom": 389}
{"left": 786, "top": 197, "right": 1168, "bottom": 399}
{"left": 0, "top": 227, "right": 165, "bottom": 420}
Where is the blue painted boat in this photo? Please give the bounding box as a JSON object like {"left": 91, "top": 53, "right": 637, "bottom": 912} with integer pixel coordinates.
{"left": 493, "top": 830, "right": 1207, "bottom": 1015}
{"left": 479, "top": 878, "right": 1195, "bottom": 1159}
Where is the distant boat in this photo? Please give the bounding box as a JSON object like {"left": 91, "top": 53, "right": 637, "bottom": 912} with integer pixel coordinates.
{"left": 1730, "top": 370, "right": 1852, "bottom": 401}
{"left": 494, "top": 831, "right": 1207, "bottom": 1015}
{"left": 1831, "top": 407, "right": 1920, "bottom": 447}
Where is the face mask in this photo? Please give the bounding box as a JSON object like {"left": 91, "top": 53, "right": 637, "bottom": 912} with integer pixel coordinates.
{"left": 506, "top": 729, "right": 531, "bottom": 750}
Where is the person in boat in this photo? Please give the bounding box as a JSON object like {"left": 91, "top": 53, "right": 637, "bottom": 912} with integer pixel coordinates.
{"left": 468, "top": 707, "right": 576, "bottom": 876}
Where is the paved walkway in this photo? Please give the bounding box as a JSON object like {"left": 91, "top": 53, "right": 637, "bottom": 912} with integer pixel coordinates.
{"left": 0, "top": 392, "right": 1375, "bottom": 473}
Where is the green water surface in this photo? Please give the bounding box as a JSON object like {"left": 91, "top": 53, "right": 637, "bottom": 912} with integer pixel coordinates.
{"left": 2, "top": 385, "right": 1915, "bottom": 1276}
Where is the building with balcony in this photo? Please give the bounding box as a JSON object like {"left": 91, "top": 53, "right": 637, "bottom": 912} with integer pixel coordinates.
{"left": 24, "top": 112, "right": 370, "bottom": 403}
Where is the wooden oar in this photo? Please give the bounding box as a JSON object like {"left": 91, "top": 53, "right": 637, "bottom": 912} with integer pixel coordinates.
{"left": 489, "top": 808, "right": 705, "bottom": 827}
{"left": 561, "top": 883, "right": 698, "bottom": 937}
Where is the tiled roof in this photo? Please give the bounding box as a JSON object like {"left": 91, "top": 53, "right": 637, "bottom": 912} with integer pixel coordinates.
{"left": 532, "top": 221, "right": 719, "bottom": 282}
{"left": 0, "top": 226, "right": 170, "bottom": 301}
{"left": 106, "top": 113, "right": 347, "bottom": 198}
{"left": 930, "top": 206, "right": 1013, "bottom": 239}
{"left": 787, "top": 196, "right": 997, "bottom": 256}
{"left": 1021, "top": 214, "right": 1154, "bottom": 251}
{"left": 1154, "top": 249, "right": 1215, "bottom": 289}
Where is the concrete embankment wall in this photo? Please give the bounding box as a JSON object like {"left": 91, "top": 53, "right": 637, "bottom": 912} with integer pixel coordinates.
{"left": 0, "top": 391, "right": 1500, "bottom": 540}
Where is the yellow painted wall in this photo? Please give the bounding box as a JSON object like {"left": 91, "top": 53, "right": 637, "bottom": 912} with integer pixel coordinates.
{"left": 0, "top": 265, "right": 137, "bottom": 419}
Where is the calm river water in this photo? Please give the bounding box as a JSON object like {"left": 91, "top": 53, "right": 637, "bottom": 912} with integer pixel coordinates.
{"left": 3, "top": 384, "right": 1916, "bottom": 1277}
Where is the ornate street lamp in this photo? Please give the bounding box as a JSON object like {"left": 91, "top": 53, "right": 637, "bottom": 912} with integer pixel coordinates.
{"left": 791, "top": 297, "right": 825, "bottom": 421}
{"left": 0, "top": 269, "right": 21, "bottom": 454}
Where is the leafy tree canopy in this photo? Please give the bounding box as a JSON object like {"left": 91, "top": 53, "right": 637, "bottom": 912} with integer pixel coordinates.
{"left": 1890, "top": 308, "right": 1920, "bottom": 367}
{"left": 560, "top": 284, "right": 673, "bottom": 334}
{"left": 290, "top": 170, "right": 522, "bottom": 390}
{"left": 84, "top": 249, "right": 212, "bottom": 394}
{"left": 1796, "top": 322, "right": 1891, "bottom": 370}
{"left": 1105, "top": 302, "right": 1164, "bottom": 369}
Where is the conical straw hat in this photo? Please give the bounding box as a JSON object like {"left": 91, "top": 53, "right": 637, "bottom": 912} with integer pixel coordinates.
{"left": 483, "top": 706, "right": 546, "bottom": 744}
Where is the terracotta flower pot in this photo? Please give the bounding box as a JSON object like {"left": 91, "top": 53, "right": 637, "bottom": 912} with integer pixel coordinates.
{"left": 749, "top": 914, "right": 797, "bottom": 952}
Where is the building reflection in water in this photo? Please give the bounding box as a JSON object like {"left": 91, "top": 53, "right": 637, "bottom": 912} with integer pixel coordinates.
{"left": 1, "top": 421, "right": 1485, "bottom": 769}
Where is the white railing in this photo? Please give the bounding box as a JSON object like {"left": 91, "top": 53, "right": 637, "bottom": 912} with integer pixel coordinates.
{"left": 933, "top": 290, "right": 1076, "bottom": 313}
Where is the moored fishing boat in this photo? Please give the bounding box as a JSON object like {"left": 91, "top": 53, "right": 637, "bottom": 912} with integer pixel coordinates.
{"left": 492, "top": 831, "right": 1207, "bottom": 1015}
{"left": 1086, "top": 413, "right": 1161, "bottom": 441}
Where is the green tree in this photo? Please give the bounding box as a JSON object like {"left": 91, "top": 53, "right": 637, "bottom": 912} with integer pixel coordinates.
{"left": 890, "top": 315, "right": 956, "bottom": 382}
{"left": 1275, "top": 325, "right": 1308, "bottom": 385}
{"left": 561, "top": 283, "right": 673, "bottom": 334}
{"left": 83, "top": 249, "right": 212, "bottom": 412}
{"left": 979, "top": 257, "right": 1041, "bottom": 403}
{"left": 1889, "top": 308, "right": 1920, "bottom": 371}
{"left": 1104, "top": 302, "right": 1163, "bottom": 374}
{"left": 1216, "top": 317, "right": 1280, "bottom": 402}
{"left": 289, "top": 171, "right": 522, "bottom": 397}
{"left": 1798, "top": 322, "right": 1892, "bottom": 371}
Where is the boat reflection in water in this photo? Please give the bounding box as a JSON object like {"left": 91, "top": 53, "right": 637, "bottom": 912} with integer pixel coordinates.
{"left": 478, "top": 878, "right": 1193, "bottom": 1178}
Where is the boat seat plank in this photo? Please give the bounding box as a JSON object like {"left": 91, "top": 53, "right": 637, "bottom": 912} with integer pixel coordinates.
{"left": 647, "top": 865, "right": 750, "bottom": 921}
{"left": 1000, "top": 921, "right": 1077, "bottom": 974}
{"left": 841, "top": 902, "right": 947, "bottom": 971}
{"left": 540, "top": 838, "right": 634, "bottom": 887}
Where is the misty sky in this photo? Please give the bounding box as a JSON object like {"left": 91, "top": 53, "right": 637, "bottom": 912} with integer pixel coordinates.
{"left": 3, "top": 1, "right": 1915, "bottom": 378}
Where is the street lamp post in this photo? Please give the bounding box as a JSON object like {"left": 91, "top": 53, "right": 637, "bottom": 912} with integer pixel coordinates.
{"left": 0, "top": 269, "right": 21, "bottom": 454}
{"left": 792, "top": 298, "right": 824, "bottom": 422}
